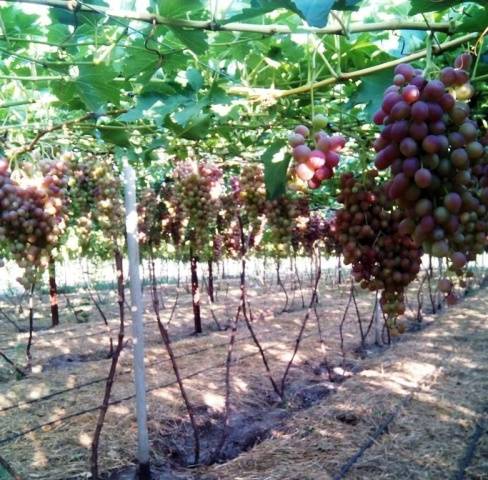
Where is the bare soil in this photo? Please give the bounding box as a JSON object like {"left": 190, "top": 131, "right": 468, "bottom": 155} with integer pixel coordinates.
{"left": 0, "top": 266, "right": 486, "bottom": 480}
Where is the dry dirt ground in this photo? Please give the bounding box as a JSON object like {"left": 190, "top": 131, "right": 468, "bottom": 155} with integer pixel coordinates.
{"left": 0, "top": 269, "right": 486, "bottom": 480}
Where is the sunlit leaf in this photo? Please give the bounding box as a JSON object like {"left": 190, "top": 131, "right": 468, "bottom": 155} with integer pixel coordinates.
{"left": 186, "top": 68, "right": 204, "bottom": 91}
{"left": 74, "top": 65, "right": 120, "bottom": 111}
{"left": 169, "top": 27, "right": 208, "bottom": 55}
{"left": 262, "top": 140, "right": 290, "bottom": 200}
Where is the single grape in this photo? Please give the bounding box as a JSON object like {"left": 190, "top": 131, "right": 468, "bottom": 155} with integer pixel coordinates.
{"left": 411, "top": 101, "right": 429, "bottom": 122}
{"left": 414, "top": 168, "right": 432, "bottom": 188}
{"left": 402, "top": 84, "right": 420, "bottom": 104}
{"left": 444, "top": 192, "right": 462, "bottom": 213}
{"left": 294, "top": 125, "right": 310, "bottom": 137}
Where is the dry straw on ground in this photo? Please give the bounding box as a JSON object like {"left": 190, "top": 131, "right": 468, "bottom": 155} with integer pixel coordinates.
{"left": 0, "top": 274, "right": 486, "bottom": 480}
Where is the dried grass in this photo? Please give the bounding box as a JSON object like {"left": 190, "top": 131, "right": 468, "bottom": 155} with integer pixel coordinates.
{"left": 0, "top": 275, "right": 486, "bottom": 480}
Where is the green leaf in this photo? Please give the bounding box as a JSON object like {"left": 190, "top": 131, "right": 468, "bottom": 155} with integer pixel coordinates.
{"left": 121, "top": 46, "right": 161, "bottom": 81}
{"left": 291, "top": 0, "right": 335, "bottom": 27}
{"left": 224, "top": 0, "right": 294, "bottom": 23}
{"left": 119, "top": 93, "right": 186, "bottom": 124}
{"left": 207, "top": 83, "right": 230, "bottom": 105}
{"left": 169, "top": 27, "right": 208, "bottom": 54}
{"left": 97, "top": 122, "right": 132, "bottom": 147}
{"left": 262, "top": 140, "right": 290, "bottom": 200}
{"left": 157, "top": 0, "right": 204, "bottom": 18}
{"left": 143, "top": 138, "right": 167, "bottom": 164}
{"left": 332, "top": 0, "right": 362, "bottom": 10}
{"left": 50, "top": 79, "right": 78, "bottom": 105}
{"left": 46, "top": 23, "right": 72, "bottom": 43}
{"left": 408, "top": 0, "right": 484, "bottom": 15}
{"left": 458, "top": 5, "right": 488, "bottom": 32}
{"left": 225, "top": 0, "right": 360, "bottom": 24}
{"left": 347, "top": 68, "right": 394, "bottom": 118}
{"left": 174, "top": 99, "right": 209, "bottom": 126}
{"left": 0, "top": 6, "right": 40, "bottom": 36}
{"left": 186, "top": 68, "right": 203, "bottom": 91}
{"left": 49, "top": 0, "right": 110, "bottom": 25}
{"left": 74, "top": 64, "right": 120, "bottom": 111}
{"left": 166, "top": 114, "right": 211, "bottom": 139}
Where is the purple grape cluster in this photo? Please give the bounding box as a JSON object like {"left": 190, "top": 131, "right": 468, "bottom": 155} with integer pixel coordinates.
{"left": 373, "top": 55, "right": 488, "bottom": 273}
{"left": 334, "top": 171, "right": 422, "bottom": 318}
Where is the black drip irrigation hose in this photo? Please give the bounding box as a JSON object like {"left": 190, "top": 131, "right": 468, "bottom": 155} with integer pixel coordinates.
{"left": 0, "top": 331, "right": 319, "bottom": 447}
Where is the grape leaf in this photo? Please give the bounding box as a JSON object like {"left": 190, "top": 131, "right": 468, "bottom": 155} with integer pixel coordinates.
{"left": 49, "top": 0, "right": 110, "bottom": 26}
{"left": 157, "top": 0, "right": 204, "bottom": 18}
{"left": 458, "top": 5, "right": 488, "bottom": 32}
{"left": 169, "top": 27, "right": 208, "bottom": 55}
{"left": 207, "top": 83, "right": 231, "bottom": 105}
{"left": 46, "top": 23, "right": 72, "bottom": 44}
{"left": 119, "top": 94, "right": 186, "bottom": 124}
{"left": 262, "top": 140, "right": 290, "bottom": 200}
{"left": 333, "top": 0, "right": 362, "bottom": 10}
{"left": 121, "top": 47, "right": 161, "bottom": 81}
{"left": 291, "top": 0, "right": 335, "bottom": 28}
{"left": 225, "top": 0, "right": 360, "bottom": 25}
{"left": 97, "top": 123, "right": 132, "bottom": 147}
{"left": 347, "top": 68, "right": 394, "bottom": 118}
{"left": 224, "top": 0, "right": 293, "bottom": 23}
{"left": 166, "top": 114, "right": 211, "bottom": 139}
{"left": 0, "top": 5, "right": 40, "bottom": 36}
{"left": 174, "top": 99, "right": 209, "bottom": 126}
{"left": 74, "top": 65, "right": 120, "bottom": 111}
{"left": 408, "top": 0, "right": 485, "bottom": 15}
{"left": 186, "top": 68, "right": 203, "bottom": 91}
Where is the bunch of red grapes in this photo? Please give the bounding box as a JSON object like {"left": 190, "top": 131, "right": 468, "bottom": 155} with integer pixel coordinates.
{"left": 437, "top": 277, "right": 459, "bottom": 306}
{"left": 0, "top": 155, "right": 69, "bottom": 284}
{"left": 216, "top": 190, "right": 241, "bottom": 258}
{"left": 217, "top": 164, "right": 269, "bottom": 256}
{"left": 137, "top": 187, "right": 166, "bottom": 251}
{"left": 288, "top": 121, "right": 345, "bottom": 189}
{"left": 160, "top": 184, "right": 185, "bottom": 249}
{"left": 212, "top": 232, "right": 224, "bottom": 260}
{"left": 335, "top": 171, "right": 422, "bottom": 318}
{"left": 292, "top": 211, "right": 330, "bottom": 254}
{"left": 172, "top": 160, "right": 223, "bottom": 251}
{"left": 373, "top": 54, "right": 488, "bottom": 277}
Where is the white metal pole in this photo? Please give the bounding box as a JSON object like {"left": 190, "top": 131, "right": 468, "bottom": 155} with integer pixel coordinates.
{"left": 123, "top": 158, "right": 151, "bottom": 479}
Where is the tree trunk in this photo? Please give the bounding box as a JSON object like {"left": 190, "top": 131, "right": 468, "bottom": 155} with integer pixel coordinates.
{"left": 337, "top": 254, "right": 342, "bottom": 285}
{"left": 190, "top": 253, "right": 202, "bottom": 334}
{"left": 221, "top": 260, "right": 226, "bottom": 279}
{"left": 207, "top": 259, "right": 215, "bottom": 303}
{"left": 48, "top": 256, "right": 59, "bottom": 327}
{"left": 150, "top": 255, "right": 200, "bottom": 465}
{"left": 91, "top": 249, "right": 126, "bottom": 480}
{"left": 25, "top": 281, "right": 36, "bottom": 371}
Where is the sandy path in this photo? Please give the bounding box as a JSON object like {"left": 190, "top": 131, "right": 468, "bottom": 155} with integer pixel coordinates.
{"left": 204, "top": 289, "right": 488, "bottom": 480}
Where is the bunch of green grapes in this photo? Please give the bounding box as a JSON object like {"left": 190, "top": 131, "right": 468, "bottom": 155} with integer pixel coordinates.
{"left": 172, "top": 160, "right": 223, "bottom": 252}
